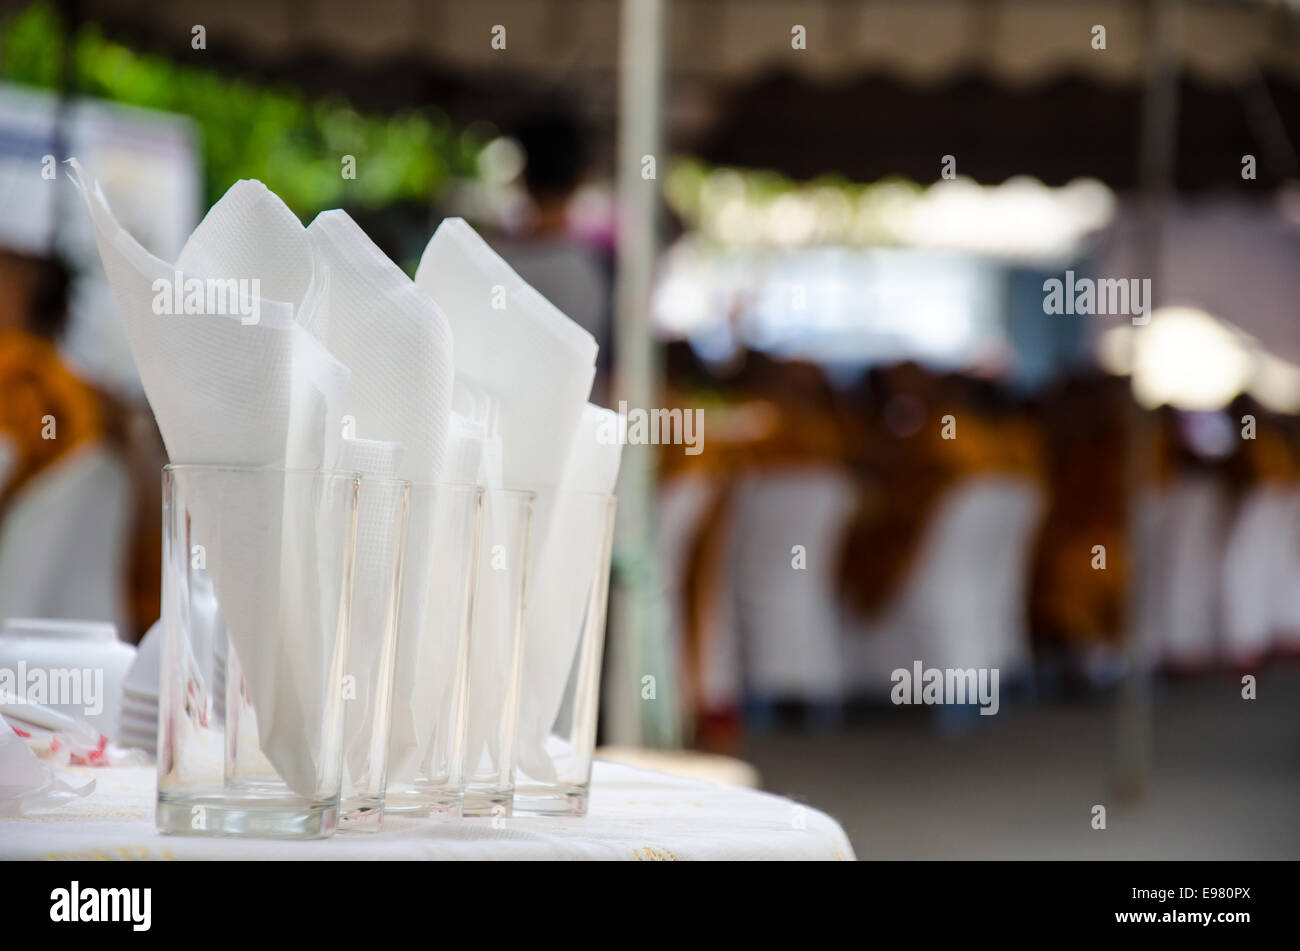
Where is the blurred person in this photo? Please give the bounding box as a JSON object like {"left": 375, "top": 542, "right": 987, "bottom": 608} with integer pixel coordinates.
{"left": 836, "top": 363, "right": 1027, "bottom": 619}
{"left": 0, "top": 249, "right": 103, "bottom": 513}
{"left": 1027, "top": 373, "right": 1132, "bottom": 660}
{"left": 1217, "top": 395, "right": 1300, "bottom": 666}
{"left": 1224, "top": 394, "right": 1300, "bottom": 491}
{"left": 0, "top": 247, "right": 161, "bottom": 641}
{"left": 494, "top": 108, "right": 614, "bottom": 405}
{"left": 658, "top": 345, "right": 854, "bottom": 747}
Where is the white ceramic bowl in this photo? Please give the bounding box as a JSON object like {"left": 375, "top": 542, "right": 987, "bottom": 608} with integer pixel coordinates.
{"left": 0, "top": 617, "right": 136, "bottom": 739}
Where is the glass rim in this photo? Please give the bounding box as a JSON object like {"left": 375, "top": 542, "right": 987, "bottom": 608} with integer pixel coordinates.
{"left": 405, "top": 482, "right": 540, "bottom": 505}
{"left": 404, "top": 478, "right": 480, "bottom": 489}
{"left": 162, "top": 463, "right": 362, "bottom": 482}
{"left": 503, "top": 487, "right": 615, "bottom": 501}
{"left": 355, "top": 477, "right": 412, "bottom": 489}
{"left": 162, "top": 468, "right": 611, "bottom": 506}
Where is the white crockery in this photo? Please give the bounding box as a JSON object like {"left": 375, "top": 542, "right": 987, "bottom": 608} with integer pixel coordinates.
{"left": 122, "top": 620, "right": 162, "bottom": 698}
{"left": 0, "top": 617, "right": 135, "bottom": 738}
{"left": 120, "top": 695, "right": 156, "bottom": 714}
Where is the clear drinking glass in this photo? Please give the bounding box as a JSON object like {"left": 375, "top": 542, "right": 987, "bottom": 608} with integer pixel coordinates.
{"left": 512, "top": 492, "right": 616, "bottom": 817}
{"left": 339, "top": 477, "right": 411, "bottom": 832}
{"left": 385, "top": 482, "right": 482, "bottom": 817}
{"left": 462, "top": 488, "right": 535, "bottom": 816}
{"left": 157, "top": 465, "right": 360, "bottom": 838}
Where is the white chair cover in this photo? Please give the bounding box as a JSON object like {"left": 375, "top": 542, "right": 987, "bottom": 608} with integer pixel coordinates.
{"left": 1221, "top": 484, "right": 1300, "bottom": 664}
{"left": 727, "top": 469, "right": 859, "bottom": 702}
{"left": 1153, "top": 476, "right": 1229, "bottom": 667}
{"left": 840, "top": 475, "right": 1044, "bottom": 699}
{"left": 0, "top": 443, "right": 131, "bottom": 632}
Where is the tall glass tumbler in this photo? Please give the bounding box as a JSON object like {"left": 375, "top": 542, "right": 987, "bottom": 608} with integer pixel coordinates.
{"left": 157, "top": 465, "right": 360, "bottom": 839}
{"left": 339, "top": 477, "right": 411, "bottom": 832}
{"left": 385, "top": 483, "right": 482, "bottom": 816}
{"left": 512, "top": 492, "right": 616, "bottom": 817}
{"left": 462, "top": 489, "right": 535, "bottom": 816}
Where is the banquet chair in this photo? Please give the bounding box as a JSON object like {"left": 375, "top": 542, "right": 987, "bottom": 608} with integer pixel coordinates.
{"left": 656, "top": 471, "right": 727, "bottom": 708}
{"left": 0, "top": 443, "right": 131, "bottom": 632}
{"left": 1149, "top": 475, "right": 1229, "bottom": 668}
{"left": 955, "top": 478, "right": 1044, "bottom": 674}
{"left": 1221, "top": 484, "right": 1300, "bottom": 664}
{"left": 727, "top": 468, "right": 859, "bottom": 707}
{"left": 839, "top": 475, "right": 1044, "bottom": 701}
{"left": 1269, "top": 487, "right": 1300, "bottom": 654}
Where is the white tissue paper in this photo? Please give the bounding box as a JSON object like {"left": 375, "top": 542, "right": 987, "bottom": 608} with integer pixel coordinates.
{"left": 0, "top": 712, "right": 95, "bottom": 816}
{"left": 71, "top": 163, "right": 349, "bottom": 797}
{"left": 305, "top": 210, "right": 452, "bottom": 482}
{"left": 303, "top": 209, "right": 456, "bottom": 793}
{"left": 516, "top": 404, "right": 623, "bottom": 781}
{"left": 175, "top": 176, "right": 357, "bottom": 799}
{"left": 414, "top": 218, "right": 596, "bottom": 494}
{"left": 415, "top": 220, "right": 601, "bottom": 780}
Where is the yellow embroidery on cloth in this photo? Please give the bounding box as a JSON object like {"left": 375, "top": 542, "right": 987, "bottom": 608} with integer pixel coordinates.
{"left": 634, "top": 845, "right": 677, "bottom": 861}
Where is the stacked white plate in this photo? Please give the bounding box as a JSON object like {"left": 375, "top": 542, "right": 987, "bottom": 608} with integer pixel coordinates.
{"left": 117, "top": 696, "right": 157, "bottom": 751}
{"left": 116, "top": 620, "right": 161, "bottom": 756}
{"left": 116, "top": 619, "right": 229, "bottom": 757}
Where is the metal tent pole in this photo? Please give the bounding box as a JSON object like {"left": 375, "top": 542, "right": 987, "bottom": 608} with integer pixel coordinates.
{"left": 1116, "top": 0, "right": 1183, "bottom": 803}
{"left": 604, "top": 0, "right": 678, "bottom": 748}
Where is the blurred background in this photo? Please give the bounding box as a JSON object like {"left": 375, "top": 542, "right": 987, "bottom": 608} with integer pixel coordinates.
{"left": 1, "top": 0, "right": 1299, "bottom": 857}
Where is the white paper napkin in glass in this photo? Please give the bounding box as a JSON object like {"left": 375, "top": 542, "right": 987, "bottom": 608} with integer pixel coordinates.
{"left": 415, "top": 220, "right": 600, "bottom": 779}
{"left": 413, "top": 218, "right": 595, "bottom": 494}
{"left": 70, "top": 163, "right": 348, "bottom": 797}
{"left": 305, "top": 210, "right": 459, "bottom": 789}
{"left": 516, "top": 404, "right": 623, "bottom": 781}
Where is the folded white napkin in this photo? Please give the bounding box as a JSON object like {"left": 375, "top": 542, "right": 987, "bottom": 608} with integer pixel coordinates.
{"left": 516, "top": 404, "right": 623, "bottom": 781}
{"left": 71, "top": 163, "right": 349, "bottom": 797}
{"left": 175, "top": 178, "right": 359, "bottom": 800}
{"left": 300, "top": 209, "right": 458, "bottom": 795}
{"left": 415, "top": 220, "right": 600, "bottom": 781}
{"left": 414, "top": 218, "right": 596, "bottom": 493}
{"left": 305, "top": 210, "right": 453, "bottom": 483}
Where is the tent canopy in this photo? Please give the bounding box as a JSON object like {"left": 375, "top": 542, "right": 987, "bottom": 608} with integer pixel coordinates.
{"left": 58, "top": 0, "right": 1300, "bottom": 86}
{"left": 33, "top": 0, "right": 1300, "bottom": 188}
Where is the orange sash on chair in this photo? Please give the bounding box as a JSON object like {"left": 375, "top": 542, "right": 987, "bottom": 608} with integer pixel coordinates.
{"left": 0, "top": 329, "right": 105, "bottom": 516}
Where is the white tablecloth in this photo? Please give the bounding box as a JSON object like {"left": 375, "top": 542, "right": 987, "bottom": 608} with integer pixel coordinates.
{"left": 0, "top": 760, "right": 855, "bottom": 860}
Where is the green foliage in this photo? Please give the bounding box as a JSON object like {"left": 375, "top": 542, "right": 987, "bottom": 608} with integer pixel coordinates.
{"left": 0, "top": 1, "right": 486, "bottom": 216}
{"left": 665, "top": 157, "right": 924, "bottom": 247}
